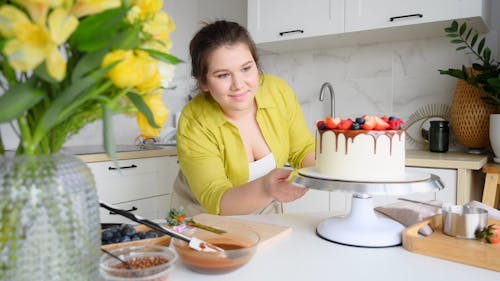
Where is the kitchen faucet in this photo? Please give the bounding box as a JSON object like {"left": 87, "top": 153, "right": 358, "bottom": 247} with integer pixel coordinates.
{"left": 319, "top": 82, "right": 335, "bottom": 117}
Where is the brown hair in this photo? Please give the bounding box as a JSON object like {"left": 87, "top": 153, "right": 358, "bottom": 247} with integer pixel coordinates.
{"left": 189, "top": 20, "right": 262, "bottom": 90}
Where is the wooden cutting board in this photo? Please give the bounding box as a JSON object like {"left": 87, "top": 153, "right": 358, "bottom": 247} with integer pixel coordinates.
{"left": 193, "top": 213, "right": 292, "bottom": 247}
{"left": 402, "top": 215, "right": 500, "bottom": 272}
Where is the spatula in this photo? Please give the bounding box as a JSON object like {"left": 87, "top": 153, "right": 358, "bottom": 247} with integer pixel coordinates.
{"left": 99, "top": 201, "right": 223, "bottom": 253}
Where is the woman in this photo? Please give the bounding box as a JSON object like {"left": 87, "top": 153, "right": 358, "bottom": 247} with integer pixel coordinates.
{"left": 172, "top": 20, "right": 315, "bottom": 216}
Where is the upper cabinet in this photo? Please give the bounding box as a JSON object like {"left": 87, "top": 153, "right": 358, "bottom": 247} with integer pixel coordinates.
{"left": 247, "top": 0, "right": 344, "bottom": 44}
{"left": 248, "top": 0, "right": 491, "bottom": 53}
{"left": 345, "top": 0, "right": 489, "bottom": 32}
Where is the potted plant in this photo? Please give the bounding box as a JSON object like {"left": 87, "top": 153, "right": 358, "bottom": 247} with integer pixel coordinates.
{"left": 0, "top": 0, "right": 180, "bottom": 279}
{"left": 439, "top": 20, "right": 500, "bottom": 158}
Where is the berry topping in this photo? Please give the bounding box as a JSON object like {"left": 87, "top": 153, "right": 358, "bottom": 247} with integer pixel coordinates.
{"left": 338, "top": 118, "right": 353, "bottom": 130}
{"left": 355, "top": 117, "right": 365, "bottom": 125}
{"left": 318, "top": 115, "right": 405, "bottom": 131}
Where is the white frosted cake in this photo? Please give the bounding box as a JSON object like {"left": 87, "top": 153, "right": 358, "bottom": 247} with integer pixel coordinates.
{"left": 314, "top": 115, "right": 406, "bottom": 181}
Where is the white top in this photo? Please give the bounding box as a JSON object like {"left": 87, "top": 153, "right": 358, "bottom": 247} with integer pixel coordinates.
{"left": 248, "top": 153, "right": 276, "bottom": 181}
{"left": 169, "top": 212, "right": 498, "bottom": 281}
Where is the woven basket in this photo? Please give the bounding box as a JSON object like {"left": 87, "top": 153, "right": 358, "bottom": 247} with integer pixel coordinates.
{"left": 450, "top": 78, "right": 496, "bottom": 148}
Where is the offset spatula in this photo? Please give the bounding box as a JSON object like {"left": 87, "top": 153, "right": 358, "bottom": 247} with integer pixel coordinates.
{"left": 99, "top": 201, "right": 222, "bottom": 253}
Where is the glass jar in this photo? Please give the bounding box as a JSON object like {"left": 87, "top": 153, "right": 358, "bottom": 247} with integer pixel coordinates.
{"left": 429, "top": 120, "right": 450, "bottom": 152}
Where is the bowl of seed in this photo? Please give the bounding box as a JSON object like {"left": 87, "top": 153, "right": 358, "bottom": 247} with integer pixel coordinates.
{"left": 99, "top": 245, "right": 177, "bottom": 281}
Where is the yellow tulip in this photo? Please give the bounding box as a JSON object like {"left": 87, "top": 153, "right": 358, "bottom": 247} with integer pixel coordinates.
{"left": 102, "top": 50, "right": 145, "bottom": 88}
{"left": 128, "top": 0, "right": 162, "bottom": 20}
{"left": 102, "top": 49, "right": 160, "bottom": 91}
{"left": 141, "top": 11, "right": 175, "bottom": 52}
{"left": 136, "top": 93, "right": 169, "bottom": 138}
{"left": 136, "top": 69, "right": 161, "bottom": 93}
{"left": 71, "top": 0, "right": 121, "bottom": 18}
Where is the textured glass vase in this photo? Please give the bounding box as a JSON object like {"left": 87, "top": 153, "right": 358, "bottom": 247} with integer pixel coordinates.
{"left": 0, "top": 153, "right": 101, "bottom": 281}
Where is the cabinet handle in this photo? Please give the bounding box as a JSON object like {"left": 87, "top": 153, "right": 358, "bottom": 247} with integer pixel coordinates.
{"left": 279, "top": 29, "right": 304, "bottom": 36}
{"left": 389, "top": 14, "right": 423, "bottom": 22}
{"left": 109, "top": 206, "right": 137, "bottom": 215}
{"left": 108, "top": 164, "right": 137, "bottom": 170}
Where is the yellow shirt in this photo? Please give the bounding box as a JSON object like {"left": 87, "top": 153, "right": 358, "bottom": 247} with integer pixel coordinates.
{"left": 175, "top": 74, "right": 315, "bottom": 214}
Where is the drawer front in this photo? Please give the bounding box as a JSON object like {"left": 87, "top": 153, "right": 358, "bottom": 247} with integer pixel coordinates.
{"left": 88, "top": 157, "right": 172, "bottom": 203}
{"left": 99, "top": 195, "right": 171, "bottom": 223}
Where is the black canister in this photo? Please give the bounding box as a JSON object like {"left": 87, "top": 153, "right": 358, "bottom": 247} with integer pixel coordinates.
{"left": 429, "top": 120, "right": 449, "bottom": 152}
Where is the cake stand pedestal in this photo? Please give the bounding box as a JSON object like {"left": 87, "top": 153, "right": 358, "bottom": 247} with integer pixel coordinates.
{"left": 292, "top": 169, "right": 444, "bottom": 247}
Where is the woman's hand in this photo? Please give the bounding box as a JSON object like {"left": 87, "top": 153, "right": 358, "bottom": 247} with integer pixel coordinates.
{"left": 262, "top": 168, "right": 308, "bottom": 202}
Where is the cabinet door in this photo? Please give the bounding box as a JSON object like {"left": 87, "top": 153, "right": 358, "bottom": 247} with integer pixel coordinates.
{"left": 100, "top": 195, "right": 171, "bottom": 223}
{"left": 247, "top": 0, "right": 344, "bottom": 43}
{"left": 88, "top": 157, "right": 177, "bottom": 204}
{"left": 345, "top": 0, "right": 486, "bottom": 32}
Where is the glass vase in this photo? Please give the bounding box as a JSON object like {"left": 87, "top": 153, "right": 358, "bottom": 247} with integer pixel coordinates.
{"left": 0, "top": 153, "right": 101, "bottom": 281}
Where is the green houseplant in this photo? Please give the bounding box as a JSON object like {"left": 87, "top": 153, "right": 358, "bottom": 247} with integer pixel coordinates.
{"left": 439, "top": 20, "right": 500, "bottom": 112}
{"left": 0, "top": 0, "right": 180, "bottom": 280}
{"left": 438, "top": 20, "right": 500, "bottom": 152}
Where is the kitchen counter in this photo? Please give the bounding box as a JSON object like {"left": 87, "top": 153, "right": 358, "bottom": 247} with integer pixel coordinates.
{"left": 406, "top": 150, "right": 488, "bottom": 204}
{"left": 406, "top": 150, "right": 488, "bottom": 170}
{"left": 62, "top": 145, "right": 177, "bottom": 163}
{"left": 169, "top": 212, "right": 498, "bottom": 281}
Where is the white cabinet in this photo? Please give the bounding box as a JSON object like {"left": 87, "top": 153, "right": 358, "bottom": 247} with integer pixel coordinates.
{"left": 87, "top": 156, "right": 179, "bottom": 223}
{"left": 345, "top": 0, "right": 489, "bottom": 32}
{"left": 247, "top": 0, "right": 344, "bottom": 44}
{"left": 247, "top": 0, "right": 490, "bottom": 52}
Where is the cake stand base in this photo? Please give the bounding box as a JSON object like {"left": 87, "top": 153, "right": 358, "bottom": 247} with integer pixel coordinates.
{"left": 316, "top": 195, "right": 405, "bottom": 247}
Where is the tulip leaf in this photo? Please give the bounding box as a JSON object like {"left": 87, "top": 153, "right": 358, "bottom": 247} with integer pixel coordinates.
{"left": 71, "top": 50, "right": 108, "bottom": 82}
{"left": 127, "top": 92, "right": 160, "bottom": 128}
{"left": 143, "top": 49, "right": 183, "bottom": 65}
{"left": 33, "top": 65, "right": 114, "bottom": 141}
{"left": 111, "top": 27, "right": 142, "bottom": 50}
{"left": 0, "top": 84, "right": 45, "bottom": 123}
{"left": 70, "top": 7, "right": 126, "bottom": 52}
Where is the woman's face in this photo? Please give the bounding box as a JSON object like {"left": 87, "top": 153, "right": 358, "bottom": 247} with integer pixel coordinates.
{"left": 201, "top": 42, "right": 260, "bottom": 114}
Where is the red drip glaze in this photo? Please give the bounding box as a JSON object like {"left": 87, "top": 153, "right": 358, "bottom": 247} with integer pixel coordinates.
{"left": 318, "top": 129, "right": 405, "bottom": 155}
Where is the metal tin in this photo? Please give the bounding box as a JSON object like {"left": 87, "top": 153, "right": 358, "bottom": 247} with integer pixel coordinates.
{"left": 442, "top": 205, "right": 488, "bottom": 239}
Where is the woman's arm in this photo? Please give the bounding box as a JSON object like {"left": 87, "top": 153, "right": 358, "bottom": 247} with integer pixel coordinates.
{"left": 219, "top": 168, "right": 307, "bottom": 215}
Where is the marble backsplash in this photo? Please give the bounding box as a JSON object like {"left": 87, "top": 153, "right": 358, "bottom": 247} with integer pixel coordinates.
{"left": 1, "top": 31, "right": 497, "bottom": 152}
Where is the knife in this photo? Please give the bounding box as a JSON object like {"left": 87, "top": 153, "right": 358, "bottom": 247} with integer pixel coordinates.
{"left": 99, "top": 201, "right": 223, "bottom": 253}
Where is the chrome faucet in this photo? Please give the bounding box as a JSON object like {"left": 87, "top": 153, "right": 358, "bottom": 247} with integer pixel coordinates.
{"left": 319, "top": 82, "right": 335, "bottom": 117}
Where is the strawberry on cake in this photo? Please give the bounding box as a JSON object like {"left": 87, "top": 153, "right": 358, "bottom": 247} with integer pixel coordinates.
{"left": 314, "top": 115, "right": 406, "bottom": 182}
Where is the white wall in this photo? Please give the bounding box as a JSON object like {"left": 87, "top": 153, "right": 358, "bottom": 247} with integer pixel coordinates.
{"left": 2, "top": 0, "right": 498, "bottom": 151}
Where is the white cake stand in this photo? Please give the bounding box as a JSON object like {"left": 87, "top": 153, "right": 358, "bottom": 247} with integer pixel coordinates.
{"left": 292, "top": 168, "right": 444, "bottom": 247}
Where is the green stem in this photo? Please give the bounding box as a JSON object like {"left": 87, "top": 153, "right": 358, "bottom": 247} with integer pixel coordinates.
{"left": 0, "top": 131, "right": 4, "bottom": 155}
{"left": 459, "top": 33, "right": 487, "bottom": 65}
{"left": 17, "top": 116, "right": 34, "bottom": 155}
{"left": 57, "top": 80, "right": 113, "bottom": 123}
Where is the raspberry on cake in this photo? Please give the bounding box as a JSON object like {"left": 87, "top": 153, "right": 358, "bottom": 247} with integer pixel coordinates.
{"left": 315, "top": 115, "right": 406, "bottom": 181}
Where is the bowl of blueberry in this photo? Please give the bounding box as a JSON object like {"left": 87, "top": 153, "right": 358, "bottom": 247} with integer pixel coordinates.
{"left": 101, "top": 223, "right": 170, "bottom": 251}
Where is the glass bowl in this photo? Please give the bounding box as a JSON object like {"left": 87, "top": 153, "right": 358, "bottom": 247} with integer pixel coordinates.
{"left": 172, "top": 227, "right": 260, "bottom": 274}
{"left": 99, "top": 245, "right": 177, "bottom": 281}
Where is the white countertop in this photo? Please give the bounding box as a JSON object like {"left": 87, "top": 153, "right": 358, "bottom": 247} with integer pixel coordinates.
{"left": 169, "top": 212, "right": 498, "bottom": 281}
{"left": 66, "top": 146, "right": 489, "bottom": 170}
